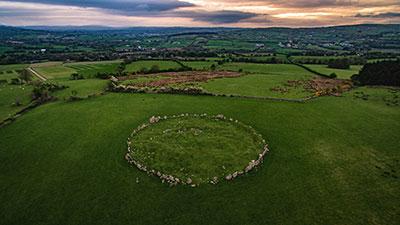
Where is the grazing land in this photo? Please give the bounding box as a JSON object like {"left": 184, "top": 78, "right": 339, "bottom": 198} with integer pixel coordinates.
{"left": 124, "top": 60, "right": 182, "bottom": 73}
{"left": 0, "top": 24, "right": 399, "bottom": 225}
{"left": 0, "top": 88, "right": 399, "bottom": 225}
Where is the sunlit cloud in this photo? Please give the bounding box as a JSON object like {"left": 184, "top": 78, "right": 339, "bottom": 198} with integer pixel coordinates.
{"left": 0, "top": 0, "right": 399, "bottom": 27}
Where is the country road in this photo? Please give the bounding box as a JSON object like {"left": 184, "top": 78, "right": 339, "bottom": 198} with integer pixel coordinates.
{"left": 28, "top": 67, "right": 47, "bottom": 81}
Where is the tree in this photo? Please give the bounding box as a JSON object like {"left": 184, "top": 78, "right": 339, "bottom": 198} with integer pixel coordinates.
{"left": 352, "top": 60, "right": 400, "bottom": 86}
{"left": 149, "top": 65, "right": 160, "bottom": 73}
{"left": 210, "top": 64, "right": 216, "bottom": 71}
{"left": 328, "top": 58, "right": 351, "bottom": 70}
{"left": 18, "top": 69, "right": 32, "bottom": 82}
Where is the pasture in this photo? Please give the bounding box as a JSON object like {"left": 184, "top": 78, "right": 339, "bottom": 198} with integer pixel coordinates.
{"left": 306, "top": 64, "right": 362, "bottom": 79}
{"left": 0, "top": 84, "right": 32, "bottom": 121}
{"left": 0, "top": 64, "right": 29, "bottom": 81}
{"left": 0, "top": 87, "right": 399, "bottom": 225}
{"left": 124, "top": 60, "right": 182, "bottom": 73}
{"left": 0, "top": 58, "right": 399, "bottom": 225}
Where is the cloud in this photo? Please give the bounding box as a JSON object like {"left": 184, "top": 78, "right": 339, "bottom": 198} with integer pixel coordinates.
{"left": 1, "top": 0, "right": 400, "bottom": 27}
{"left": 355, "top": 12, "right": 400, "bottom": 18}
{"left": 176, "top": 10, "right": 260, "bottom": 24}
{"left": 9, "top": 0, "right": 194, "bottom": 14}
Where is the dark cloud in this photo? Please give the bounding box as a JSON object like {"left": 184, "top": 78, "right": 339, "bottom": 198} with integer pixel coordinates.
{"left": 10, "top": 0, "right": 194, "bottom": 14}
{"left": 243, "top": 0, "right": 399, "bottom": 8}
{"left": 355, "top": 12, "right": 400, "bottom": 18}
{"left": 176, "top": 10, "right": 260, "bottom": 24}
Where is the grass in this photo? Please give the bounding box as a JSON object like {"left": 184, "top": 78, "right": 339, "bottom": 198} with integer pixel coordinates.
{"left": 0, "top": 87, "right": 399, "bottom": 225}
{"left": 33, "top": 65, "right": 76, "bottom": 80}
{"left": 0, "top": 84, "right": 32, "bottom": 121}
{"left": 181, "top": 61, "right": 215, "bottom": 70}
{"left": 53, "top": 79, "right": 109, "bottom": 99}
{"left": 218, "top": 63, "right": 314, "bottom": 76}
{"left": 305, "top": 64, "right": 362, "bottom": 79}
{"left": 65, "top": 61, "right": 121, "bottom": 78}
{"left": 124, "top": 60, "right": 182, "bottom": 73}
{"left": 129, "top": 115, "right": 264, "bottom": 184}
{"left": 120, "top": 76, "right": 164, "bottom": 86}
{"left": 201, "top": 74, "right": 313, "bottom": 99}
{"left": 32, "top": 61, "right": 122, "bottom": 80}
{"left": 0, "top": 64, "right": 29, "bottom": 81}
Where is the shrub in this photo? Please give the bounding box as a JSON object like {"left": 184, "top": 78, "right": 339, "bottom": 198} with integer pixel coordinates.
{"left": 70, "top": 73, "right": 84, "bottom": 80}
{"left": 149, "top": 65, "right": 160, "bottom": 73}
{"left": 329, "top": 73, "right": 337, "bottom": 79}
{"left": 10, "top": 78, "right": 22, "bottom": 85}
{"left": 328, "top": 58, "right": 351, "bottom": 70}
{"left": 18, "top": 69, "right": 32, "bottom": 82}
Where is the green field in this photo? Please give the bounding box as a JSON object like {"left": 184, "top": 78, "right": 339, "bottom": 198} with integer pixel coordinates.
{"left": 306, "top": 64, "right": 362, "bottom": 79}
{"left": 65, "top": 60, "right": 122, "bottom": 78}
{"left": 0, "top": 64, "right": 29, "bottom": 81}
{"left": 53, "top": 79, "right": 109, "bottom": 99}
{"left": 201, "top": 73, "right": 313, "bottom": 99}
{"left": 0, "top": 86, "right": 399, "bottom": 225}
{"left": 33, "top": 64, "right": 76, "bottom": 80}
{"left": 31, "top": 61, "right": 121, "bottom": 80}
{"left": 129, "top": 115, "right": 264, "bottom": 184}
{"left": 181, "top": 61, "right": 215, "bottom": 70}
{"left": 124, "top": 60, "right": 182, "bottom": 73}
{"left": 218, "top": 63, "right": 314, "bottom": 75}
{"left": 0, "top": 84, "right": 32, "bottom": 121}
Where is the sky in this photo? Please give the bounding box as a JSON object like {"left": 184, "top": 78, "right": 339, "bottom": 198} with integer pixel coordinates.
{"left": 0, "top": 0, "right": 399, "bottom": 27}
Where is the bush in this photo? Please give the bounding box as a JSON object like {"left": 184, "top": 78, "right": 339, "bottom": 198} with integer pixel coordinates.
{"left": 70, "top": 73, "right": 84, "bottom": 80}
{"left": 329, "top": 73, "right": 337, "bottom": 79}
{"left": 328, "top": 58, "right": 351, "bottom": 70}
{"left": 10, "top": 78, "right": 22, "bottom": 85}
{"left": 18, "top": 69, "right": 32, "bottom": 82}
{"left": 149, "top": 65, "right": 160, "bottom": 73}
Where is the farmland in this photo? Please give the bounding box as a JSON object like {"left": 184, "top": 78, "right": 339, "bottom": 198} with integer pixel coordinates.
{"left": 0, "top": 24, "right": 400, "bottom": 225}
{"left": 0, "top": 86, "right": 399, "bottom": 225}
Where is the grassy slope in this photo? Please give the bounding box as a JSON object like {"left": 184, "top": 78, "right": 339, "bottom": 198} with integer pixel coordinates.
{"left": 33, "top": 65, "right": 76, "bottom": 80}
{"left": 199, "top": 63, "right": 315, "bottom": 99}
{"left": 201, "top": 74, "right": 312, "bottom": 99}
{"left": 0, "top": 84, "right": 33, "bottom": 121}
{"left": 130, "top": 116, "right": 264, "bottom": 184}
{"left": 53, "top": 79, "right": 109, "bottom": 99}
{"left": 218, "top": 63, "right": 313, "bottom": 75}
{"left": 125, "top": 60, "right": 182, "bottom": 73}
{"left": 0, "top": 64, "right": 29, "bottom": 81}
{"left": 0, "top": 88, "right": 399, "bottom": 225}
{"left": 181, "top": 61, "right": 215, "bottom": 70}
{"left": 305, "top": 65, "right": 362, "bottom": 79}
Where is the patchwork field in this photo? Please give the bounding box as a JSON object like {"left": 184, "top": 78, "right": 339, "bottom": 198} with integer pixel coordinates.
{"left": 124, "top": 60, "right": 182, "bottom": 73}
{"left": 0, "top": 87, "right": 399, "bottom": 225}
{"left": 31, "top": 61, "right": 122, "bottom": 80}
{"left": 306, "top": 64, "right": 363, "bottom": 79}
{"left": 0, "top": 84, "right": 32, "bottom": 121}
{"left": 0, "top": 64, "right": 29, "bottom": 81}
{"left": 0, "top": 58, "right": 399, "bottom": 225}
{"left": 201, "top": 73, "right": 313, "bottom": 99}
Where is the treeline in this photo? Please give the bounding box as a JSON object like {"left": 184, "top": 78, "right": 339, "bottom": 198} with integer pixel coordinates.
{"left": 352, "top": 60, "right": 400, "bottom": 86}
{"left": 293, "top": 57, "right": 366, "bottom": 66}
{"left": 0, "top": 52, "right": 120, "bottom": 65}
{"left": 327, "top": 58, "right": 352, "bottom": 69}
{"left": 94, "top": 59, "right": 193, "bottom": 79}
{"left": 230, "top": 57, "right": 288, "bottom": 64}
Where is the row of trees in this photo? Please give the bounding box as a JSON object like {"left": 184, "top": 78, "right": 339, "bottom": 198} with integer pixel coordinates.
{"left": 352, "top": 60, "right": 400, "bottom": 86}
